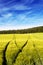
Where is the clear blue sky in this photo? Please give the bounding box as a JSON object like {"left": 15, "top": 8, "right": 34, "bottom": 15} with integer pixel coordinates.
{"left": 0, "top": 0, "right": 43, "bottom": 30}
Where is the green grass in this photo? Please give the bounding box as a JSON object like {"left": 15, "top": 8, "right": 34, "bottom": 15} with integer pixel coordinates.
{"left": 0, "top": 33, "right": 43, "bottom": 65}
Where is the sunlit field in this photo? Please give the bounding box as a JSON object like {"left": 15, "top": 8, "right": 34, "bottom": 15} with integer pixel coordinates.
{"left": 0, "top": 33, "right": 43, "bottom": 65}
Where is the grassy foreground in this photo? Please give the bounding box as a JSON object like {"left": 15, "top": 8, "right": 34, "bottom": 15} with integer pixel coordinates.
{"left": 0, "top": 33, "right": 43, "bottom": 65}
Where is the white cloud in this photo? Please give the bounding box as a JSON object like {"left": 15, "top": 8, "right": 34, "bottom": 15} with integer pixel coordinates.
{"left": 19, "top": 0, "right": 34, "bottom": 5}
{"left": 2, "top": 13, "right": 12, "bottom": 18}
{"left": 12, "top": 4, "right": 31, "bottom": 10}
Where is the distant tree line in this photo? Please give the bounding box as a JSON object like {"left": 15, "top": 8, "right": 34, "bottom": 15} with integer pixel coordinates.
{"left": 0, "top": 26, "right": 43, "bottom": 34}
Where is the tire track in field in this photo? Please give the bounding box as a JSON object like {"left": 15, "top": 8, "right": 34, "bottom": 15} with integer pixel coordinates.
{"left": 2, "top": 41, "right": 10, "bottom": 65}
{"left": 12, "top": 40, "right": 28, "bottom": 64}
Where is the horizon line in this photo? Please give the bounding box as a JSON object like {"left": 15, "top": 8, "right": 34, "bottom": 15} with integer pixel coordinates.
{"left": 0, "top": 25, "right": 43, "bottom": 31}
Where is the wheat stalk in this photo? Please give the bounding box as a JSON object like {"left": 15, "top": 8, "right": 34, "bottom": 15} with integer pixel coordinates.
{"left": 33, "top": 43, "right": 43, "bottom": 65}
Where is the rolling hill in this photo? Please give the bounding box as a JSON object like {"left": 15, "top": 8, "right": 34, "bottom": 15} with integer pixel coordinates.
{"left": 0, "top": 26, "right": 43, "bottom": 34}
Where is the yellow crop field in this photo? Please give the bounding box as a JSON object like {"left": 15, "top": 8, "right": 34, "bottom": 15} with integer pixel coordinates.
{"left": 0, "top": 33, "right": 43, "bottom": 65}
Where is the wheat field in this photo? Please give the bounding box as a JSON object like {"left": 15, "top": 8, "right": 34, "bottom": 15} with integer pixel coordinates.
{"left": 0, "top": 33, "right": 43, "bottom": 65}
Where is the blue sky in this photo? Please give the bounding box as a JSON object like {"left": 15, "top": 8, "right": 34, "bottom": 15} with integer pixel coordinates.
{"left": 0, "top": 0, "right": 43, "bottom": 30}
